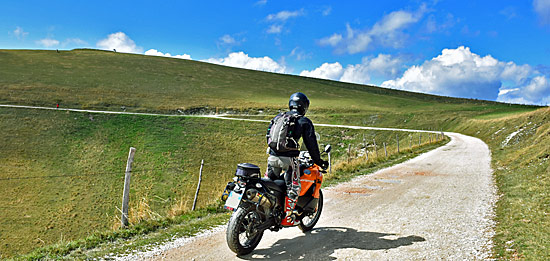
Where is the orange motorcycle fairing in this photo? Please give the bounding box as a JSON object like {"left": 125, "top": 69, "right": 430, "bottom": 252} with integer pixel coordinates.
{"left": 299, "top": 164, "right": 323, "bottom": 198}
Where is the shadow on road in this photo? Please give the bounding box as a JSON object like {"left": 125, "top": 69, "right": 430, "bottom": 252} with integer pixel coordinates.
{"left": 240, "top": 227, "right": 425, "bottom": 260}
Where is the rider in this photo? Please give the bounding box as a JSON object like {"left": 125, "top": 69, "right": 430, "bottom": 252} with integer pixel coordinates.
{"left": 266, "top": 92, "right": 329, "bottom": 226}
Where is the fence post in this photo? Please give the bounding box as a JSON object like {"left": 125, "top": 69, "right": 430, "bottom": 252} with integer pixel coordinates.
{"left": 328, "top": 151, "right": 332, "bottom": 174}
{"left": 121, "top": 147, "right": 136, "bottom": 228}
{"left": 418, "top": 133, "right": 421, "bottom": 146}
{"left": 384, "top": 142, "right": 387, "bottom": 157}
{"left": 396, "top": 134, "right": 400, "bottom": 153}
{"left": 409, "top": 134, "right": 412, "bottom": 150}
{"left": 347, "top": 144, "right": 351, "bottom": 163}
{"left": 363, "top": 134, "right": 367, "bottom": 160}
{"left": 192, "top": 159, "right": 204, "bottom": 211}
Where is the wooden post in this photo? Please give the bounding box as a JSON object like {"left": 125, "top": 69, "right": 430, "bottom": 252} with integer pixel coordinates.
{"left": 192, "top": 159, "right": 204, "bottom": 211}
{"left": 347, "top": 144, "right": 351, "bottom": 163}
{"left": 328, "top": 151, "right": 332, "bottom": 174}
{"left": 384, "top": 142, "right": 387, "bottom": 157}
{"left": 409, "top": 135, "right": 412, "bottom": 150}
{"left": 396, "top": 134, "right": 400, "bottom": 153}
{"left": 121, "top": 147, "right": 136, "bottom": 228}
{"left": 363, "top": 134, "right": 367, "bottom": 160}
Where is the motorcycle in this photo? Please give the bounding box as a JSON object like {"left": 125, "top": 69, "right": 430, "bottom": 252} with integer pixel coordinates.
{"left": 221, "top": 145, "right": 331, "bottom": 255}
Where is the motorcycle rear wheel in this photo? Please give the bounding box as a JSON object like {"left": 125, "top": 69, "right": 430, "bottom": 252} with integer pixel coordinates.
{"left": 298, "top": 189, "right": 323, "bottom": 232}
{"left": 226, "top": 207, "right": 264, "bottom": 255}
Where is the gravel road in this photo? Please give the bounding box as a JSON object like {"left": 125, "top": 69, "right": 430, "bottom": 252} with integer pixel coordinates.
{"left": 132, "top": 132, "right": 496, "bottom": 260}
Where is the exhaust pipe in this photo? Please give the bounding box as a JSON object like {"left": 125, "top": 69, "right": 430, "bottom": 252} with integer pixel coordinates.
{"left": 246, "top": 189, "right": 273, "bottom": 208}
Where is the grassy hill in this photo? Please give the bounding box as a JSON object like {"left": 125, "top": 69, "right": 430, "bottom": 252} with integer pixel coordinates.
{"left": 0, "top": 49, "right": 534, "bottom": 116}
{"left": 0, "top": 49, "right": 544, "bottom": 258}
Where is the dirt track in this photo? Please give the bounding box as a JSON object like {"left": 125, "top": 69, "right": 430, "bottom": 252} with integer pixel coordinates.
{"left": 137, "top": 132, "right": 495, "bottom": 260}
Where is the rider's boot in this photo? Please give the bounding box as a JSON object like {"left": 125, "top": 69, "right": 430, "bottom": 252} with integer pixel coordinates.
{"left": 281, "top": 190, "right": 300, "bottom": 226}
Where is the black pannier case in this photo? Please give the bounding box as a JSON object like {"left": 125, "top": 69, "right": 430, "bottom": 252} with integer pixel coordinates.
{"left": 236, "top": 163, "right": 261, "bottom": 179}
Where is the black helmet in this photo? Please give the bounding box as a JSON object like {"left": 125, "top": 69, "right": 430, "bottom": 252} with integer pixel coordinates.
{"left": 289, "top": 92, "right": 310, "bottom": 115}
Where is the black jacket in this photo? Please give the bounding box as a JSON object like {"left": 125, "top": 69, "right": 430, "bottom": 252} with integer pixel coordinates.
{"left": 266, "top": 111, "right": 322, "bottom": 165}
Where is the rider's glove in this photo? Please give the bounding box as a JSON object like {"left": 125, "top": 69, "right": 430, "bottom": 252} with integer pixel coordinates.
{"left": 320, "top": 160, "right": 329, "bottom": 170}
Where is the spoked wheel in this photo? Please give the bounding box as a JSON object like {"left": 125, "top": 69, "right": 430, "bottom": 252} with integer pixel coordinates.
{"left": 298, "top": 190, "right": 323, "bottom": 232}
{"left": 226, "top": 207, "right": 264, "bottom": 255}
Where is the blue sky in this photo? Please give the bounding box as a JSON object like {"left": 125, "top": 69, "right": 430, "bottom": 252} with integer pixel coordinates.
{"left": 2, "top": 0, "right": 550, "bottom": 105}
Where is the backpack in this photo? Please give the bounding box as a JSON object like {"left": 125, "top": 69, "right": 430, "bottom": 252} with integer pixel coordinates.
{"left": 267, "top": 112, "right": 301, "bottom": 153}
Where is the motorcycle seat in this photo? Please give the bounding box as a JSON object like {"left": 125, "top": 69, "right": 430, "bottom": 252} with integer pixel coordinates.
{"left": 261, "top": 178, "right": 286, "bottom": 193}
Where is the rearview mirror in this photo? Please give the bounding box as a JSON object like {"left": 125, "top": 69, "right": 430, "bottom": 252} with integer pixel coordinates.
{"left": 324, "top": 144, "right": 332, "bottom": 153}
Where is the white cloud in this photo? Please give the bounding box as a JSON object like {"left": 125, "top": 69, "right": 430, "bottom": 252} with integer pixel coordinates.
{"left": 289, "top": 47, "right": 310, "bottom": 61}
{"left": 381, "top": 46, "right": 550, "bottom": 105}
{"left": 36, "top": 38, "right": 60, "bottom": 47}
{"left": 425, "top": 13, "right": 457, "bottom": 34}
{"left": 319, "top": 33, "right": 342, "bottom": 47}
{"left": 217, "top": 34, "right": 245, "bottom": 49}
{"left": 266, "top": 9, "right": 304, "bottom": 22}
{"left": 220, "top": 34, "right": 236, "bottom": 44}
{"left": 498, "top": 76, "right": 550, "bottom": 105}
{"left": 499, "top": 6, "right": 518, "bottom": 20}
{"left": 144, "top": 49, "right": 191, "bottom": 60}
{"left": 255, "top": 0, "right": 267, "bottom": 6}
{"left": 203, "top": 51, "right": 287, "bottom": 73}
{"left": 300, "top": 62, "right": 344, "bottom": 80}
{"left": 300, "top": 54, "right": 403, "bottom": 84}
{"left": 320, "top": 4, "right": 428, "bottom": 54}
{"left": 267, "top": 24, "right": 282, "bottom": 34}
{"left": 370, "top": 8, "right": 423, "bottom": 35}
{"left": 265, "top": 9, "right": 305, "bottom": 36}
{"left": 96, "top": 32, "right": 143, "bottom": 53}
{"left": 322, "top": 6, "right": 332, "bottom": 16}
{"left": 13, "top": 26, "right": 28, "bottom": 39}
{"left": 534, "top": 0, "right": 550, "bottom": 25}
{"left": 341, "top": 54, "right": 404, "bottom": 84}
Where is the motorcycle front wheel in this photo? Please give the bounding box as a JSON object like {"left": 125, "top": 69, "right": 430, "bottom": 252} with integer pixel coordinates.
{"left": 298, "top": 189, "right": 323, "bottom": 232}
{"left": 226, "top": 207, "right": 264, "bottom": 255}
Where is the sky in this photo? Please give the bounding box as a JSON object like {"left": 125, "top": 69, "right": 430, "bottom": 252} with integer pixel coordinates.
{"left": 2, "top": 0, "right": 550, "bottom": 105}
